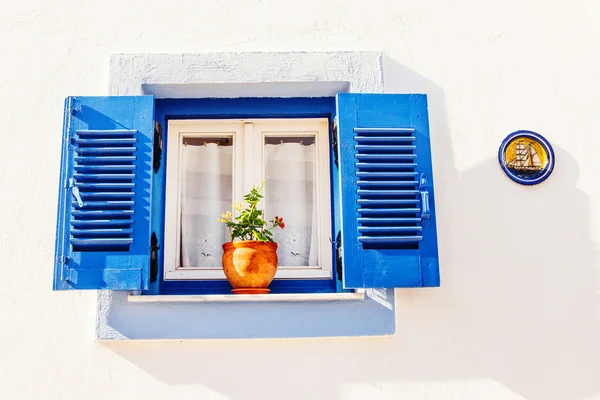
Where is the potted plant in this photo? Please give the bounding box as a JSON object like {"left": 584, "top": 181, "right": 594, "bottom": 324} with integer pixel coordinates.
{"left": 218, "top": 182, "right": 285, "bottom": 294}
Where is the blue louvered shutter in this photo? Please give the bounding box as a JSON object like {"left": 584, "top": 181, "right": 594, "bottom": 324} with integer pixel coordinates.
{"left": 54, "top": 96, "right": 154, "bottom": 290}
{"left": 336, "top": 94, "right": 439, "bottom": 288}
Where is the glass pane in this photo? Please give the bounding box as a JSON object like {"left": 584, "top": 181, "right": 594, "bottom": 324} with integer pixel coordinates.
{"left": 180, "top": 136, "right": 233, "bottom": 268}
{"left": 264, "top": 136, "right": 318, "bottom": 267}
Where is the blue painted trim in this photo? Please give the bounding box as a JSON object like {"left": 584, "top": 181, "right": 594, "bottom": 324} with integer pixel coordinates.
{"left": 336, "top": 94, "right": 440, "bottom": 289}
{"left": 161, "top": 279, "right": 337, "bottom": 295}
{"left": 150, "top": 98, "right": 338, "bottom": 295}
{"left": 54, "top": 97, "right": 72, "bottom": 290}
{"left": 54, "top": 96, "right": 154, "bottom": 291}
{"left": 498, "top": 130, "right": 555, "bottom": 185}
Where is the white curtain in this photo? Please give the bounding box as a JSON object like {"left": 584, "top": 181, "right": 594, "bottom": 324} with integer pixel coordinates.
{"left": 265, "top": 141, "right": 318, "bottom": 267}
{"left": 180, "top": 142, "right": 232, "bottom": 268}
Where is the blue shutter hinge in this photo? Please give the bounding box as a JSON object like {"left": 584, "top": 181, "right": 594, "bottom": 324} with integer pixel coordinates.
{"left": 419, "top": 174, "right": 431, "bottom": 226}
{"left": 331, "top": 117, "right": 339, "bottom": 167}
{"left": 64, "top": 267, "right": 77, "bottom": 283}
{"left": 153, "top": 121, "right": 163, "bottom": 173}
{"left": 58, "top": 256, "right": 70, "bottom": 280}
{"left": 59, "top": 257, "right": 74, "bottom": 282}
{"left": 70, "top": 97, "right": 79, "bottom": 117}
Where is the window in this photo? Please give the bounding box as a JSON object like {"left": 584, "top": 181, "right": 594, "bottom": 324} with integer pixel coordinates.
{"left": 54, "top": 94, "right": 440, "bottom": 294}
{"left": 163, "top": 119, "right": 332, "bottom": 280}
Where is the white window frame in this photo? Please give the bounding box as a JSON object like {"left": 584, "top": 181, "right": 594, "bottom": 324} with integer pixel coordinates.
{"left": 164, "top": 118, "right": 332, "bottom": 281}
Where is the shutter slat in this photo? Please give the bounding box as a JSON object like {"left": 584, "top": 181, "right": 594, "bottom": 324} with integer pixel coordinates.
{"left": 71, "top": 228, "right": 134, "bottom": 236}
{"left": 358, "top": 208, "right": 421, "bottom": 215}
{"left": 358, "top": 226, "right": 422, "bottom": 233}
{"left": 76, "top": 129, "right": 137, "bottom": 136}
{"left": 71, "top": 219, "right": 134, "bottom": 227}
{"left": 72, "top": 201, "right": 134, "bottom": 208}
{"left": 79, "top": 192, "right": 135, "bottom": 199}
{"left": 358, "top": 217, "right": 422, "bottom": 224}
{"left": 358, "top": 236, "right": 423, "bottom": 244}
{"left": 74, "top": 138, "right": 137, "bottom": 145}
{"left": 353, "top": 127, "right": 415, "bottom": 134}
{"left": 76, "top": 183, "right": 135, "bottom": 189}
{"left": 355, "top": 136, "right": 416, "bottom": 142}
{"left": 357, "top": 189, "right": 419, "bottom": 196}
{"left": 355, "top": 145, "right": 417, "bottom": 151}
{"left": 357, "top": 162, "right": 418, "bottom": 170}
{"left": 75, "top": 165, "right": 135, "bottom": 171}
{"left": 357, "top": 199, "right": 419, "bottom": 205}
{"left": 75, "top": 156, "right": 136, "bottom": 163}
{"left": 73, "top": 173, "right": 136, "bottom": 181}
{"left": 75, "top": 147, "right": 136, "bottom": 155}
{"left": 357, "top": 181, "right": 419, "bottom": 187}
{"left": 356, "top": 154, "right": 417, "bottom": 160}
{"left": 71, "top": 210, "right": 134, "bottom": 217}
{"left": 70, "top": 238, "right": 134, "bottom": 246}
{"left": 357, "top": 171, "right": 418, "bottom": 177}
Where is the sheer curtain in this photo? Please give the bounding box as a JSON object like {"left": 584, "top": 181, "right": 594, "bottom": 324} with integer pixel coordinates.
{"left": 265, "top": 139, "right": 318, "bottom": 267}
{"left": 180, "top": 141, "right": 232, "bottom": 268}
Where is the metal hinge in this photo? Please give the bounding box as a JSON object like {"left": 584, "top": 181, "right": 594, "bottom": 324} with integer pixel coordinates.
{"left": 153, "top": 121, "right": 163, "bottom": 173}
{"left": 70, "top": 97, "right": 79, "bottom": 117}
{"left": 59, "top": 258, "right": 76, "bottom": 283}
{"left": 59, "top": 256, "right": 70, "bottom": 281}
{"left": 331, "top": 117, "right": 339, "bottom": 167}
{"left": 334, "top": 231, "right": 343, "bottom": 282}
{"left": 150, "top": 232, "right": 159, "bottom": 283}
{"left": 65, "top": 268, "right": 76, "bottom": 283}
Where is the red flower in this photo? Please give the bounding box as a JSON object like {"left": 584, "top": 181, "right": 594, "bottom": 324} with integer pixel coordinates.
{"left": 280, "top": 223, "right": 285, "bottom": 229}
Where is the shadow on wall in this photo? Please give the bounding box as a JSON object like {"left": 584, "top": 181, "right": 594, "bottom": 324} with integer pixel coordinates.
{"left": 103, "top": 57, "right": 600, "bottom": 400}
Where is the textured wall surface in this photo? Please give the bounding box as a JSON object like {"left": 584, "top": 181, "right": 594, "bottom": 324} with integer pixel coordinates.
{"left": 1, "top": 0, "right": 600, "bottom": 399}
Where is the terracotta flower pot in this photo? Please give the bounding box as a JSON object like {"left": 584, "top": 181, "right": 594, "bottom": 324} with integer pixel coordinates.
{"left": 222, "top": 241, "right": 278, "bottom": 294}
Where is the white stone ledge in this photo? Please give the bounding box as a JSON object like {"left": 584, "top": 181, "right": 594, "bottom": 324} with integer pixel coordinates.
{"left": 128, "top": 292, "right": 365, "bottom": 303}
{"left": 110, "top": 51, "right": 383, "bottom": 96}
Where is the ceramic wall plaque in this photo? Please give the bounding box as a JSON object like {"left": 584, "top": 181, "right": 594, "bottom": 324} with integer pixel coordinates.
{"left": 498, "top": 130, "right": 555, "bottom": 185}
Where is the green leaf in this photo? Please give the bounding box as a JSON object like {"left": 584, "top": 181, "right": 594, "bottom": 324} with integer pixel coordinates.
{"left": 252, "top": 230, "right": 268, "bottom": 241}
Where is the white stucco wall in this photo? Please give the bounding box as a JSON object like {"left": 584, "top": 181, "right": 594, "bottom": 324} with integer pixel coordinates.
{"left": 1, "top": 1, "right": 600, "bottom": 399}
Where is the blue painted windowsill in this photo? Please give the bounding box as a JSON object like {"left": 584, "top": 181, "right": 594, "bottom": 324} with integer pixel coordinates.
{"left": 96, "top": 290, "right": 396, "bottom": 340}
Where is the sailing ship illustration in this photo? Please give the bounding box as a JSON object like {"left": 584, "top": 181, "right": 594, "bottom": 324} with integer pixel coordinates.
{"left": 507, "top": 140, "right": 543, "bottom": 174}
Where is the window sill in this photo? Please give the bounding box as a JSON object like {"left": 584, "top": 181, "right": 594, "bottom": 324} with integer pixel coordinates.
{"left": 98, "top": 289, "right": 394, "bottom": 340}
{"left": 128, "top": 292, "right": 365, "bottom": 303}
